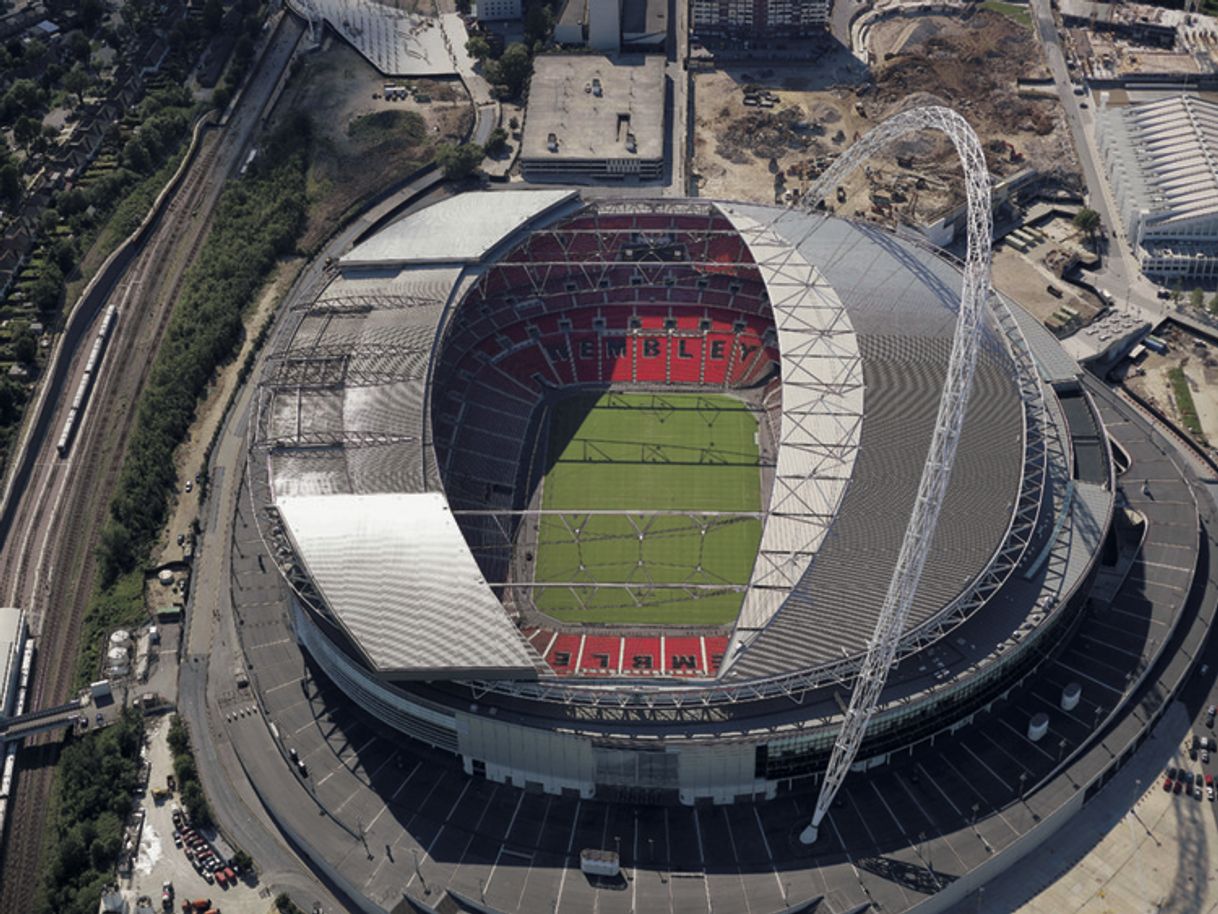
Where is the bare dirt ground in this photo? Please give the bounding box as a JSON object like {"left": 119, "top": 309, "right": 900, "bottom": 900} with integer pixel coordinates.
{"left": 153, "top": 258, "right": 302, "bottom": 567}
{"left": 992, "top": 245, "right": 1098, "bottom": 325}
{"left": 273, "top": 39, "right": 472, "bottom": 251}
{"left": 1125, "top": 326, "right": 1218, "bottom": 446}
{"left": 693, "top": 9, "right": 1080, "bottom": 217}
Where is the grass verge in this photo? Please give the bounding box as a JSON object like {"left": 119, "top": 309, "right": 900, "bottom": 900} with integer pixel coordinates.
{"left": 981, "top": 0, "right": 1032, "bottom": 27}
{"left": 1168, "top": 366, "right": 1206, "bottom": 443}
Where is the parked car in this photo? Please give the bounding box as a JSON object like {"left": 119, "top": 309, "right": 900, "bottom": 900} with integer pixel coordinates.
{"left": 1174, "top": 780, "right": 1184, "bottom": 794}
{"left": 1195, "top": 784, "right": 1204, "bottom": 800}
{"left": 1168, "top": 766, "right": 1179, "bottom": 780}
{"left": 1204, "top": 750, "right": 1210, "bottom": 764}
{"left": 1164, "top": 777, "right": 1174, "bottom": 792}
{"left": 1209, "top": 785, "right": 1215, "bottom": 802}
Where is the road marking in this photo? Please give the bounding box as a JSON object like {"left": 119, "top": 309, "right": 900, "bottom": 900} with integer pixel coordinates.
{"left": 750, "top": 805, "right": 786, "bottom": 902}
{"left": 692, "top": 807, "right": 713, "bottom": 914}
{"left": 868, "top": 778, "right": 906, "bottom": 836}
{"left": 404, "top": 777, "right": 470, "bottom": 892}
{"left": 959, "top": 740, "right": 1013, "bottom": 792}
{"left": 720, "top": 808, "right": 752, "bottom": 914}
{"left": 553, "top": 799, "right": 581, "bottom": 914}
{"left": 917, "top": 760, "right": 964, "bottom": 818}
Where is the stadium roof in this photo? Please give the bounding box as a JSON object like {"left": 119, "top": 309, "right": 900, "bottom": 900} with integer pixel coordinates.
{"left": 277, "top": 494, "right": 540, "bottom": 677}
{"left": 716, "top": 206, "right": 864, "bottom": 636}
{"left": 259, "top": 194, "right": 1031, "bottom": 684}
{"left": 340, "top": 190, "right": 578, "bottom": 267}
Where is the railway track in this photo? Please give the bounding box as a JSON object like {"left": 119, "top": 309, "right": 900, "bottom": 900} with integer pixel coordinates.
{"left": 0, "top": 17, "right": 304, "bottom": 909}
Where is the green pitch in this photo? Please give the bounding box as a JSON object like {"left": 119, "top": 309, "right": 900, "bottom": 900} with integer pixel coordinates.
{"left": 532, "top": 391, "right": 762, "bottom": 625}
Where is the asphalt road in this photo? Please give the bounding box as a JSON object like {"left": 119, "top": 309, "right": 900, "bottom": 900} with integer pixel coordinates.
{"left": 1027, "top": 0, "right": 1168, "bottom": 322}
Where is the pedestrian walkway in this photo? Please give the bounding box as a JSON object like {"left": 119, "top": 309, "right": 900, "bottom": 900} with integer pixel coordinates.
{"left": 951, "top": 703, "right": 1218, "bottom": 914}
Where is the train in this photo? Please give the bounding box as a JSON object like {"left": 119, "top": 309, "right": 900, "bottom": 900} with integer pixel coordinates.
{"left": 56, "top": 305, "right": 118, "bottom": 457}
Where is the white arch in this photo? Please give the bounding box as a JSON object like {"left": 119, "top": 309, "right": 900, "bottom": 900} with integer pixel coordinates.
{"left": 791, "top": 106, "right": 994, "bottom": 844}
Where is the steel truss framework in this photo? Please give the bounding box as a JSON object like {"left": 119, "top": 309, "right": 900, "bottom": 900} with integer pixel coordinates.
{"left": 793, "top": 106, "right": 995, "bottom": 843}
{"left": 251, "top": 169, "right": 1063, "bottom": 734}
{"left": 466, "top": 121, "right": 1052, "bottom": 716}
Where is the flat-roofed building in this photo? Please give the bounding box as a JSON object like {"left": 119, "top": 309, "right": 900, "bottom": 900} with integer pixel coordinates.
{"left": 0, "top": 607, "right": 26, "bottom": 719}
{"left": 521, "top": 54, "right": 665, "bottom": 182}
{"left": 691, "top": 0, "right": 828, "bottom": 41}
{"left": 1097, "top": 94, "right": 1218, "bottom": 280}
{"left": 477, "top": 0, "right": 522, "bottom": 19}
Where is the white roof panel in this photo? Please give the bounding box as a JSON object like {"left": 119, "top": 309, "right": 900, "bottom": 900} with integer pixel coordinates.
{"left": 341, "top": 191, "right": 578, "bottom": 267}
{"left": 278, "top": 493, "right": 539, "bottom": 677}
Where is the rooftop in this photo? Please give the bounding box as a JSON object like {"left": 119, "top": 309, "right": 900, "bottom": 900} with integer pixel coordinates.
{"left": 0, "top": 607, "right": 25, "bottom": 717}
{"left": 521, "top": 55, "right": 665, "bottom": 163}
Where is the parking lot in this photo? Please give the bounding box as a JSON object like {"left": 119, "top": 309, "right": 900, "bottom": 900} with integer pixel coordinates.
{"left": 131, "top": 717, "right": 269, "bottom": 914}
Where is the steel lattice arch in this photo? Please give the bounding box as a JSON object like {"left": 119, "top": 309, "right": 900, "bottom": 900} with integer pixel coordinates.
{"left": 247, "top": 108, "right": 1114, "bottom": 806}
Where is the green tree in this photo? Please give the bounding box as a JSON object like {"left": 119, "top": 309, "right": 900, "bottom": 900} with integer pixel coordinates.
{"left": 465, "top": 35, "right": 491, "bottom": 61}
{"left": 66, "top": 31, "right": 92, "bottom": 63}
{"left": 1190, "top": 287, "right": 1205, "bottom": 310}
{"left": 1073, "top": 207, "right": 1101, "bottom": 245}
{"left": 524, "top": 0, "right": 554, "bottom": 46}
{"left": 12, "top": 115, "right": 41, "bottom": 150}
{"left": 0, "top": 161, "right": 20, "bottom": 207}
{"left": 436, "top": 141, "right": 484, "bottom": 179}
{"left": 23, "top": 38, "right": 47, "bottom": 63}
{"left": 202, "top": 0, "right": 224, "bottom": 33}
{"left": 63, "top": 65, "right": 91, "bottom": 105}
{"left": 1209, "top": 292, "right": 1218, "bottom": 315}
{"left": 485, "top": 126, "right": 508, "bottom": 156}
{"left": 14, "top": 331, "right": 36, "bottom": 364}
{"left": 230, "top": 848, "right": 254, "bottom": 872}
{"left": 497, "top": 42, "right": 533, "bottom": 97}
{"left": 2, "top": 79, "right": 43, "bottom": 123}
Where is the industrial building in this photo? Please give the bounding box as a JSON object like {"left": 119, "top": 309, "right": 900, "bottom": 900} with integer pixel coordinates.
{"left": 519, "top": 55, "right": 665, "bottom": 181}
{"left": 1096, "top": 93, "right": 1218, "bottom": 280}
{"left": 690, "top": 0, "right": 829, "bottom": 42}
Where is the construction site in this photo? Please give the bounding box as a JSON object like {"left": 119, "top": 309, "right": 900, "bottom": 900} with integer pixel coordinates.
{"left": 692, "top": 8, "right": 1081, "bottom": 227}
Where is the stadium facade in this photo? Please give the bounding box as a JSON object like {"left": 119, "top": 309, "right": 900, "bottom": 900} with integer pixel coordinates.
{"left": 251, "top": 190, "right": 1114, "bottom": 805}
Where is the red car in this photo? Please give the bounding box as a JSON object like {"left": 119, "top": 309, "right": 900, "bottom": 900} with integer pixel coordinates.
{"left": 1165, "top": 777, "right": 1175, "bottom": 791}
{"left": 1174, "top": 779, "right": 1184, "bottom": 794}
{"left": 1206, "top": 774, "right": 1214, "bottom": 787}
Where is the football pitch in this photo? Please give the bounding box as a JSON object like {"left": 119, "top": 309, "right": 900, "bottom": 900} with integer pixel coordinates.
{"left": 532, "top": 391, "right": 762, "bottom": 625}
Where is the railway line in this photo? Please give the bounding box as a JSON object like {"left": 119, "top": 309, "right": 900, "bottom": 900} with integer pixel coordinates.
{"left": 0, "top": 16, "right": 305, "bottom": 910}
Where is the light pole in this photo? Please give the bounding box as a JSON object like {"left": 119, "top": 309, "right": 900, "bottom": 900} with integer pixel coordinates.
{"left": 413, "top": 848, "right": 429, "bottom": 895}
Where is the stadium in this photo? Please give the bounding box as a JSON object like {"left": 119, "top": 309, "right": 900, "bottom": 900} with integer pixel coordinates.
{"left": 247, "top": 171, "right": 1121, "bottom": 811}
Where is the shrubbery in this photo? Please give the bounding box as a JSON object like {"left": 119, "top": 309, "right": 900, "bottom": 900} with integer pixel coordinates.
{"left": 168, "top": 714, "right": 212, "bottom": 826}
{"left": 95, "top": 114, "right": 310, "bottom": 584}
{"left": 38, "top": 710, "right": 144, "bottom": 914}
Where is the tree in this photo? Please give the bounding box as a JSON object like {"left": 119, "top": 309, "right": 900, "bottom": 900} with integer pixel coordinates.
{"left": 52, "top": 237, "right": 77, "bottom": 274}
{"left": 64, "top": 65, "right": 91, "bottom": 105}
{"left": 0, "top": 162, "right": 20, "bottom": 207}
{"left": 28, "top": 267, "right": 62, "bottom": 313}
{"left": 202, "top": 0, "right": 224, "bottom": 34}
{"left": 2, "top": 79, "right": 43, "bottom": 123}
{"left": 524, "top": 1, "right": 554, "bottom": 46}
{"left": 12, "top": 115, "right": 40, "bottom": 150}
{"left": 436, "top": 141, "right": 484, "bottom": 179}
{"left": 497, "top": 42, "right": 533, "bottom": 97}
{"left": 1190, "top": 287, "right": 1205, "bottom": 310}
{"left": 465, "top": 35, "right": 491, "bottom": 61}
{"left": 485, "top": 126, "right": 508, "bottom": 156}
{"left": 14, "top": 331, "right": 36, "bottom": 364}
{"left": 79, "top": 0, "right": 106, "bottom": 31}
{"left": 23, "top": 38, "right": 47, "bottom": 63}
{"left": 66, "top": 30, "right": 92, "bottom": 63}
{"left": 509, "top": 115, "right": 519, "bottom": 131}
{"left": 230, "top": 848, "right": 254, "bottom": 873}
{"left": 1073, "top": 207, "right": 1101, "bottom": 244}
{"left": 1210, "top": 292, "right": 1218, "bottom": 316}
